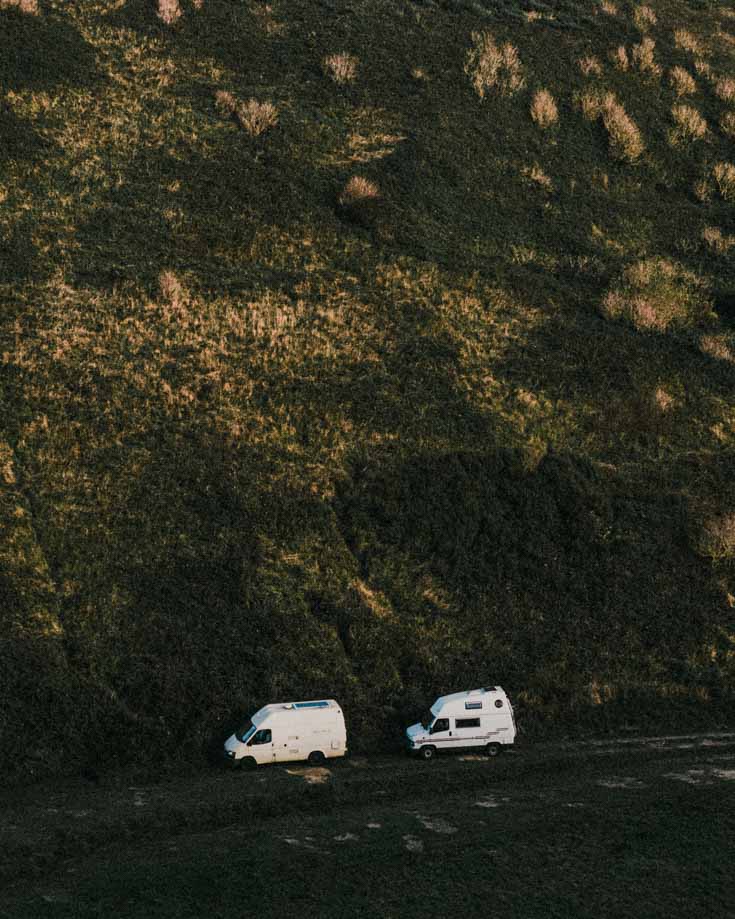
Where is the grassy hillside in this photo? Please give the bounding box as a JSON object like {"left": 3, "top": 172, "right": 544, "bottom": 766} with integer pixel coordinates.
{"left": 1, "top": 0, "right": 734, "bottom": 783}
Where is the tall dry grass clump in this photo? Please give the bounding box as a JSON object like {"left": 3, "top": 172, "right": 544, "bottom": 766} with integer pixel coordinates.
{"left": 669, "top": 66, "right": 696, "bottom": 97}
{"left": 674, "top": 29, "right": 706, "bottom": 57}
{"left": 694, "top": 513, "right": 735, "bottom": 560}
{"left": 702, "top": 226, "right": 735, "bottom": 255}
{"left": 578, "top": 56, "right": 603, "bottom": 77}
{"left": 322, "top": 53, "right": 359, "bottom": 85}
{"left": 700, "top": 333, "right": 734, "bottom": 362}
{"left": 156, "top": 0, "right": 182, "bottom": 25}
{"left": 720, "top": 111, "right": 735, "bottom": 140}
{"left": 465, "top": 31, "right": 525, "bottom": 99}
{"left": 599, "top": 0, "right": 618, "bottom": 14}
{"left": 338, "top": 176, "right": 381, "bottom": 226}
{"left": 600, "top": 258, "right": 711, "bottom": 331}
{"left": 214, "top": 90, "right": 238, "bottom": 117}
{"left": 669, "top": 104, "right": 707, "bottom": 144}
{"left": 530, "top": 90, "right": 558, "bottom": 129}
{"left": 632, "top": 38, "right": 662, "bottom": 77}
{"left": 713, "top": 162, "right": 735, "bottom": 201}
{"left": 611, "top": 46, "right": 629, "bottom": 71}
{"left": 582, "top": 92, "right": 645, "bottom": 163}
{"left": 633, "top": 5, "right": 657, "bottom": 30}
{"left": 237, "top": 99, "right": 278, "bottom": 137}
{"left": 714, "top": 77, "right": 735, "bottom": 103}
{"left": 0, "top": 0, "right": 39, "bottom": 11}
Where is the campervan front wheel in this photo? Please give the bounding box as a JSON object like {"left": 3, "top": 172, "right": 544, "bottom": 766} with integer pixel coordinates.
{"left": 419, "top": 746, "right": 435, "bottom": 761}
{"left": 308, "top": 750, "right": 326, "bottom": 766}
{"left": 486, "top": 743, "right": 502, "bottom": 757}
{"left": 241, "top": 756, "right": 258, "bottom": 770}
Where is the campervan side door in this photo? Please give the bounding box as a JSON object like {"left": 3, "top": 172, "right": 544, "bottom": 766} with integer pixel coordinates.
{"left": 246, "top": 726, "right": 276, "bottom": 764}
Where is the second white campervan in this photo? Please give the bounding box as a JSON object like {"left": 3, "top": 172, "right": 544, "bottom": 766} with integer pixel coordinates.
{"left": 224, "top": 699, "right": 347, "bottom": 767}
{"left": 406, "top": 686, "right": 516, "bottom": 759}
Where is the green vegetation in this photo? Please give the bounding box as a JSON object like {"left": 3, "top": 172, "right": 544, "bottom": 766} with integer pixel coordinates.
{"left": 1, "top": 0, "right": 735, "bottom": 783}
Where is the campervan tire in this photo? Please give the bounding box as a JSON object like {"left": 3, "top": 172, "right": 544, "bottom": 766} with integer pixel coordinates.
{"left": 486, "top": 743, "right": 502, "bottom": 757}
{"left": 241, "top": 756, "right": 258, "bottom": 770}
{"left": 308, "top": 751, "right": 326, "bottom": 766}
{"left": 419, "top": 746, "right": 435, "bottom": 761}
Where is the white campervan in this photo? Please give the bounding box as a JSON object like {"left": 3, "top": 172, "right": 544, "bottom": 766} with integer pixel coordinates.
{"left": 406, "top": 686, "right": 516, "bottom": 759}
{"left": 224, "top": 699, "right": 347, "bottom": 768}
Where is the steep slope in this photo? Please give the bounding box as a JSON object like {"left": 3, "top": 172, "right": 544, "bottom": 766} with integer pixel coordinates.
{"left": 1, "top": 0, "right": 734, "bottom": 782}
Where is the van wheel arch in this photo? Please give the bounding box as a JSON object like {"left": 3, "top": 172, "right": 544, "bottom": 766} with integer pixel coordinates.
{"left": 241, "top": 756, "right": 258, "bottom": 770}
{"left": 308, "top": 750, "right": 326, "bottom": 766}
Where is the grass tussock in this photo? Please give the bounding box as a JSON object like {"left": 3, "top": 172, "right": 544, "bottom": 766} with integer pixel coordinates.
{"left": 582, "top": 91, "right": 645, "bottom": 163}
{"left": 720, "top": 111, "right": 735, "bottom": 139}
{"left": 530, "top": 89, "right": 558, "bottom": 129}
{"left": 632, "top": 39, "right": 662, "bottom": 78}
{"left": 611, "top": 46, "right": 630, "bottom": 71}
{"left": 521, "top": 163, "right": 553, "bottom": 191}
{"left": 633, "top": 4, "right": 657, "bottom": 30}
{"left": 669, "top": 66, "right": 696, "bottom": 97}
{"left": 700, "top": 333, "right": 735, "bottom": 362}
{"left": 695, "top": 513, "right": 735, "bottom": 560}
{"left": 465, "top": 31, "right": 525, "bottom": 99}
{"left": 213, "top": 91, "right": 278, "bottom": 137}
{"left": 713, "top": 162, "right": 735, "bottom": 201}
{"left": 0, "top": 0, "right": 38, "bottom": 11}
{"left": 601, "top": 258, "right": 712, "bottom": 331}
{"left": 702, "top": 226, "right": 735, "bottom": 255}
{"left": 599, "top": 0, "right": 618, "bottom": 14}
{"left": 156, "top": 0, "right": 182, "bottom": 26}
{"left": 322, "top": 52, "right": 359, "bottom": 85}
{"left": 337, "top": 176, "right": 381, "bottom": 226}
{"left": 578, "top": 56, "right": 603, "bottom": 77}
{"left": 674, "top": 29, "right": 707, "bottom": 57}
{"left": 714, "top": 77, "right": 735, "bottom": 103}
{"left": 669, "top": 104, "right": 707, "bottom": 144}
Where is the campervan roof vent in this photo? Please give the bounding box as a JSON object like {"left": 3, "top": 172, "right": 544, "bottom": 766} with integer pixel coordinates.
{"left": 483, "top": 686, "right": 498, "bottom": 693}
{"left": 294, "top": 701, "right": 329, "bottom": 709}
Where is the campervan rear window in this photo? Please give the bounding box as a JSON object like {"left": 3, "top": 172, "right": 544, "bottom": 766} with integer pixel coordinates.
{"left": 456, "top": 718, "right": 481, "bottom": 729}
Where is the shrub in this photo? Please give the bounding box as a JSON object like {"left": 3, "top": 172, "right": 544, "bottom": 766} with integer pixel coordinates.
{"left": 338, "top": 176, "right": 381, "bottom": 226}
{"left": 700, "top": 333, "right": 734, "bottom": 362}
{"left": 600, "top": 258, "right": 711, "bottom": 331}
{"left": 601, "top": 94, "right": 645, "bottom": 162}
{"left": 674, "top": 29, "right": 706, "bottom": 57}
{"left": 702, "top": 226, "right": 735, "bottom": 255}
{"left": 669, "top": 66, "right": 696, "bottom": 97}
{"left": 465, "top": 31, "right": 525, "bottom": 99}
{"left": 156, "top": 0, "right": 182, "bottom": 25}
{"left": 530, "top": 89, "right": 558, "bottom": 129}
{"left": 720, "top": 111, "right": 735, "bottom": 140}
{"left": 693, "top": 58, "right": 712, "bottom": 79}
{"left": 214, "top": 90, "right": 238, "bottom": 117}
{"left": 322, "top": 53, "right": 359, "bottom": 85}
{"left": 696, "top": 513, "right": 735, "bottom": 560}
{"left": 713, "top": 162, "right": 735, "bottom": 201}
{"left": 633, "top": 5, "right": 657, "bottom": 30}
{"left": 669, "top": 104, "right": 707, "bottom": 145}
{"left": 610, "top": 46, "right": 630, "bottom": 71}
{"left": 599, "top": 0, "right": 618, "bottom": 14}
{"left": 714, "top": 77, "right": 735, "bottom": 103}
{"left": 578, "top": 56, "right": 603, "bottom": 77}
{"left": 0, "top": 0, "right": 39, "bottom": 10}
{"left": 237, "top": 99, "right": 278, "bottom": 137}
{"left": 632, "top": 38, "right": 662, "bottom": 77}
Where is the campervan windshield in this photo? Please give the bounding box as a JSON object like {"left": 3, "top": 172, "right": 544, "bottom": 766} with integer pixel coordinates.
{"left": 236, "top": 720, "right": 255, "bottom": 743}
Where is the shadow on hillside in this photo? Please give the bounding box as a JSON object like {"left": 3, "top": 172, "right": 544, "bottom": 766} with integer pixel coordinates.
{"left": 0, "top": 6, "right": 98, "bottom": 91}
{"left": 0, "top": 103, "right": 51, "bottom": 165}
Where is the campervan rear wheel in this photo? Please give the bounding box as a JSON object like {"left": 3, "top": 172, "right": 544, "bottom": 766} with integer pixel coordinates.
{"left": 308, "top": 750, "right": 326, "bottom": 766}
{"left": 419, "top": 746, "right": 435, "bottom": 761}
{"left": 486, "top": 743, "right": 502, "bottom": 757}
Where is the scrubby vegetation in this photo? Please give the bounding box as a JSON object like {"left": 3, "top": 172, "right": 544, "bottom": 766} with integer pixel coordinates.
{"left": 1, "top": 0, "right": 734, "bottom": 785}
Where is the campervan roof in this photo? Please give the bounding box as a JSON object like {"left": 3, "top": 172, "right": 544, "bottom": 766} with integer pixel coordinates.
{"left": 431, "top": 687, "right": 506, "bottom": 713}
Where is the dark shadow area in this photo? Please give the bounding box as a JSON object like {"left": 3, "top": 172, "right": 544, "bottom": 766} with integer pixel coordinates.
{"left": 0, "top": 217, "right": 37, "bottom": 282}
{"left": 0, "top": 6, "right": 98, "bottom": 91}
{"left": 0, "top": 102, "right": 51, "bottom": 165}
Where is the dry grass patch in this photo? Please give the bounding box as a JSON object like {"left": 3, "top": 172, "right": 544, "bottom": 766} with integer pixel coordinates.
{"left": 156, "top": 0, "right": 182, "bottom": 25}
{"left": 669, "top": 66, "right": 696, "bottom": 97}
{"left": 702, "top": 226, "right": 735, "bottom": 255}
{"left": 214, "top": 90, "right": 238, "bottom": 117}
{"left": 632, "top": 38, "right": 662, "bottom": 78}
{"left": 713, "top": 162, "right": 735, "bottom": 201}
{"left": 521, "top": 164, "right": 553, "bottom": 191}
{"left": 720, "top": 111, "right": 735, "bottom": 139}
{"left": 323, "top": 52, "right": 359, "bottom": 85}
{"left": 669, "top": 104, "right": 707, "bottom": 145}
{"left": 700, "top": 333, "right": 735, "bottom": 362}
{"left": 0, "top": 0, "right": 39, "bottom": 11}
{"left": 695, "top": 513, "right": 735, "bottom": 560}
{"left": 338, "top": 176, "right": 381, "bottom": 226}
{"left": 465, "top": 31, "right": 525, "bottom": 99}
{"left": 578, "top": 56, "right": 603, "bottom": 77}
{"left": 714, "top": 77, "right": 735, "bottom": 103}
{"left": 237, "top": 99, "right": 278, "bottom": 137}
{"left": 693, "top": 58, "right": 713, "bottom": 79}
{"left": 582, "top": 92, "right": 645, "bottom": 163}
{"left": 599, "top": 0, "right": 618, "bottom": 14}
{"left": 601, "top": 258, "right": 711, "bottom": 331}
{"left": 610, "top": 46, "right": 630, "bottom": 71}
{"left": 530, "top": 89, "right": 558, "bottom": 129}
{"left": 674, "top": 29, "right": 707, "bottom": 57}
{"left": 633, "top": 5, "right": 657, "bottom": 31}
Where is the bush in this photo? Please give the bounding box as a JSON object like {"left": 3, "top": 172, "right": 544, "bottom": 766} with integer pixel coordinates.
{"left": 632, "top": 39, "right": 662, "bottom": 78}
{"left": 580, "top": 91, "right": 645, "bottom": 162}
{"left": 237, "top": 99, "right": 279, "bottom": 138}
{"left": 669, "top": 66, "right": 696, "bottom": 97}
{"left": 322, "top": 53, "right": 359, "bottom": 85}
{"left": 669, "top": 104, "right": 707, "bottom": 145}
{"left": 713, "top": 162, "right": 735, "bottom": 202}
{"left": 694, "top": 513, "right": 735, "bottom": 560}
{"left": 720, "top": 111, "right": 735, "bottom": 140}
{"left": 156, "top": 0, "right": 182, "bottom": 25}
{"left": 465, "top": 31, "right": 525, "bottom": 99}
{"left": 610, "top": 46, "right": 629, "bottom": 71}
{"left": 633, "top": 4, "right": 657, "bottom": 30}
{"left": 714, "top": 77, "right": 735, "bottom": 103}
{"left": 674, "top": 29, "right": 706, "bottom": 57}
{"left": 0, "top": 0, "right": 38, "bottom": 11}
{"left": 338, "top": 176, "right": 381, "bottom": 227}
{"left": 530, "top": 89, "right": 558, "bottom": 129}
{"left": 601, "top": 258, "right": 712, "bottom": 331}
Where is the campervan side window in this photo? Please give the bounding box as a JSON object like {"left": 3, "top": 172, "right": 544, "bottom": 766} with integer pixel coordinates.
{"left": 430, "top": 718, "right": 449, "bottom": 734}
{"left": 249, "top": 729, "right": 272, "bottom": 745}
{"left": 456, "top": 718, "right": 481, "bottom": 729}
{"left": 465, "top": 701, "right": 482, "bottom": 710}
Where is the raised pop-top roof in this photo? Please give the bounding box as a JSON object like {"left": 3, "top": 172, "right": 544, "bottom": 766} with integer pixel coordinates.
{"left": 431, "top": 687, "right": 506, "bottom": 713}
